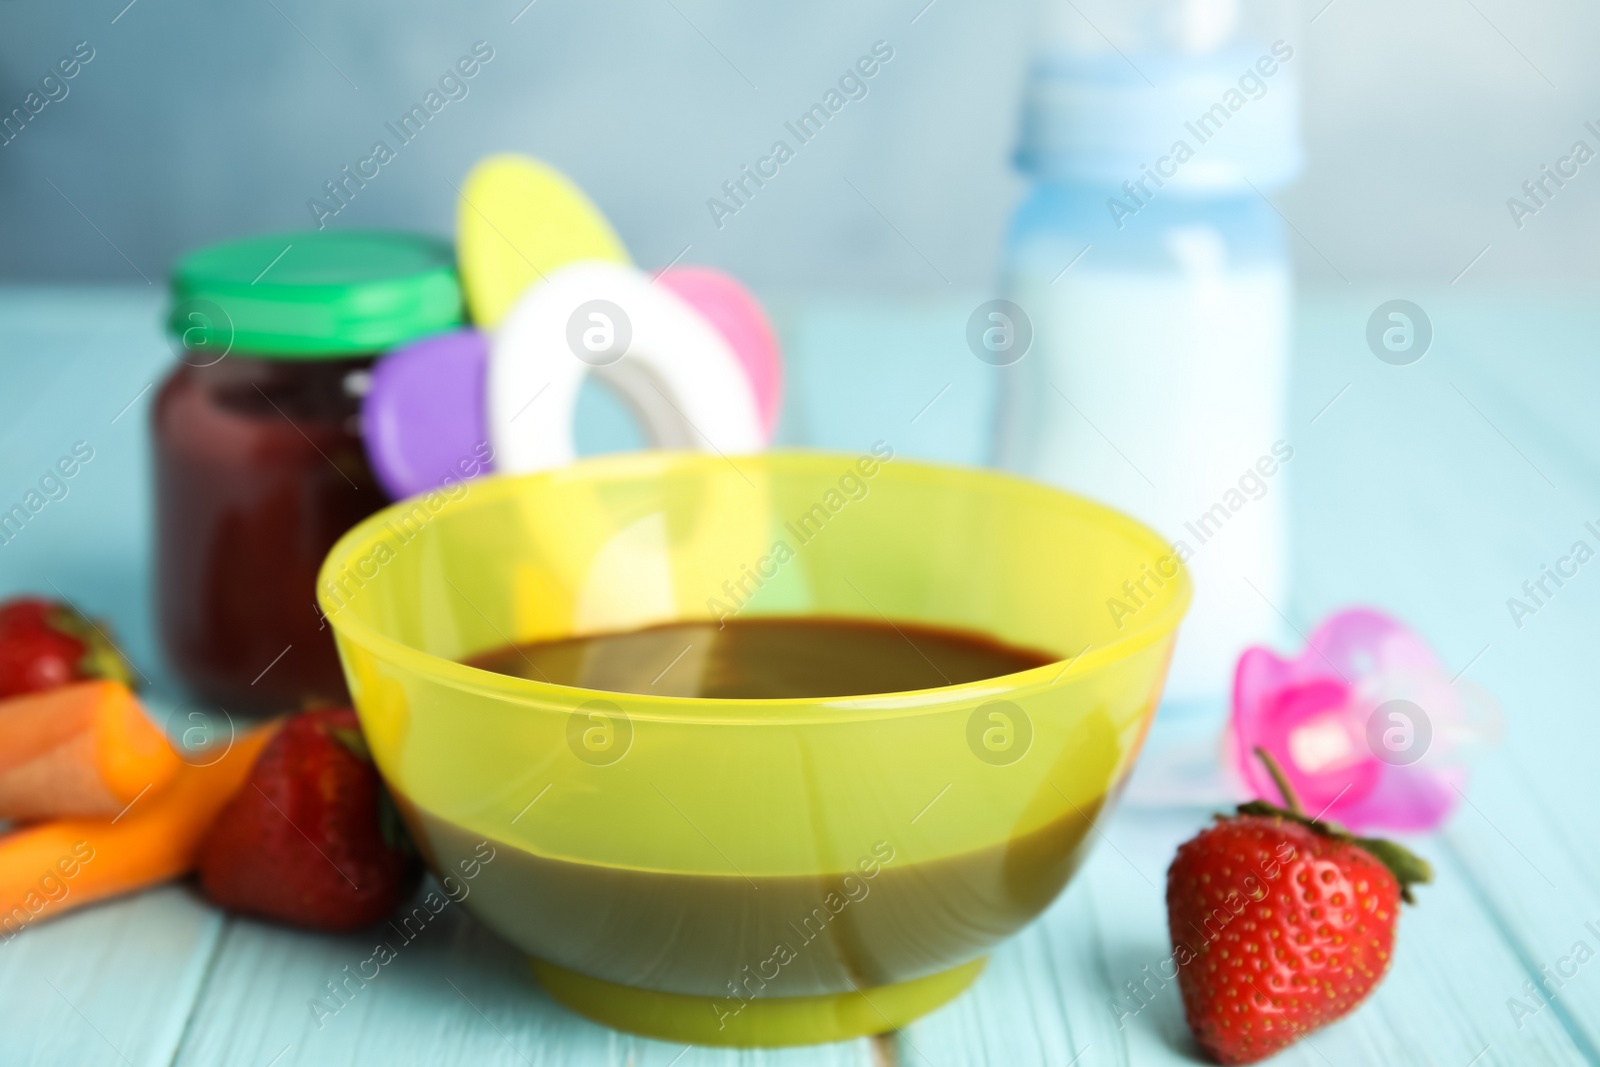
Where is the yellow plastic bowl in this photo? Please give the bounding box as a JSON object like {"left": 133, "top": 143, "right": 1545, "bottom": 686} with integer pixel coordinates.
{"left": 317, "top": 449, "right": 1189, "bottom": 1046}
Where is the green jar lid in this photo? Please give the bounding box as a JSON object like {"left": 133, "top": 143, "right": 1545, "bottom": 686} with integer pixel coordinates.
{"left": 168, "top": 230, "right": 463, "bottom": 358}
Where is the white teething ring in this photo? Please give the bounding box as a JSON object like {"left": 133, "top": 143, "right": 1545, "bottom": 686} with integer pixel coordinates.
{"left": 488, "top": 261, "right": 765, "bottom": 474}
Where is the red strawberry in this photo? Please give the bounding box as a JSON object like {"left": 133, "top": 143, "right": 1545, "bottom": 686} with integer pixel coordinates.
{"left": 1166, "top": 749, "right": 1431, "bottom": 1065}
{"left": 197, "top": 708, "right": 419, "bottom": 931}
{"left": 0, "top": 596, "right": 136, "bottom": 699}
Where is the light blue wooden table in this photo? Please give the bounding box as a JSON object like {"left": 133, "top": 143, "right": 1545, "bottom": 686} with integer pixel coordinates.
{"left": 2, "top": 286, "right": 1597, "bottom": 1065}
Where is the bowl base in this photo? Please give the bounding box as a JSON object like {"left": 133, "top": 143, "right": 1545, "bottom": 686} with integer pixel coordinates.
{"left": 531, "top": 956, "right": 987, "bottom": 1047}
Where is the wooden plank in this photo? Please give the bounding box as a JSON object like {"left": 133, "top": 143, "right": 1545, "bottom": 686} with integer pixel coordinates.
{"left": 1287, "top": 291, "right": 1600, "bottom": 1060}
{"left": 0, "top": 886, "right": 224, "bottom": 1067}
{"left": 5, "top": 288, "right": 1600, "bottom": 1064}
{"left": 172, "top": 879, "right": 875, "bottom": 1067}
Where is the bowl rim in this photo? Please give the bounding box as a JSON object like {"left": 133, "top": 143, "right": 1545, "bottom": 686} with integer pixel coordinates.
{"left": 317, "top": 449, "right": 1192, "bottom": 723}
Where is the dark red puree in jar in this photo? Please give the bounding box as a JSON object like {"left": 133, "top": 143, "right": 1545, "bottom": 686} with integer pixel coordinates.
{"left": 154, "top": 232, "right": 461, "bottom": 713}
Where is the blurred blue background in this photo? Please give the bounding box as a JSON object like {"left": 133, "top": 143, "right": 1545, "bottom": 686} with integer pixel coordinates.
{"left": 3, "top": 0, "right": 1597, "bottom": 290}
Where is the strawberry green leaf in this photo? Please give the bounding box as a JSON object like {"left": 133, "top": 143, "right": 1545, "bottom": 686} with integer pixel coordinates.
{"left": 50, "top": 605, "right": 138, "bottom": 692}
{"left": 1244, "top": 747, "right": 1433, "bottom": 905}
{"left": 1353, "top": 836, "right": 1434, "bottom": 905}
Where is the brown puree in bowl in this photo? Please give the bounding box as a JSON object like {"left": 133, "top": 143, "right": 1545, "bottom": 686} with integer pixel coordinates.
{"left": 461, "top": 616, "right": 1055, "bottom": 698}
{"left": 406, "top": 617, "right": 1109, "bottom": 999}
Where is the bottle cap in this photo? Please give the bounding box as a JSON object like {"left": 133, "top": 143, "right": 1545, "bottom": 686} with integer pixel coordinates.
{"left": 1016, "top": 46, "right": 1303, "bottom": 192}
{"left": 168, "top": 231, "right": 463, "bottom": 358}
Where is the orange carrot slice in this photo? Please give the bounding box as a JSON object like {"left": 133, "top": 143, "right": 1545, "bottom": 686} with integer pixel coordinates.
{"left": 0, "top": 681, "right": 183, "bottom": 820}
{"left": 0, "top": 721, "right": 276, "bottom": 937}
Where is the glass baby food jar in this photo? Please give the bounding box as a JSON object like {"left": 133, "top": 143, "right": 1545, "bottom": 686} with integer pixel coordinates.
{"left": 155, "top": 231, "right": 462, "bottom": 713}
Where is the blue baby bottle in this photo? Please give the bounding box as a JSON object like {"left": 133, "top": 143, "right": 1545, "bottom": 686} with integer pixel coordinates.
{"left": 996, "top": 0, "right": 1304, "bottom": 798}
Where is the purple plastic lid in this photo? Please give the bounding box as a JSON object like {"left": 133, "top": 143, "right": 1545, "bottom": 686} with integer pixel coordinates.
{"left": 361, "top": 328, "right": 494, "bottom": 500}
